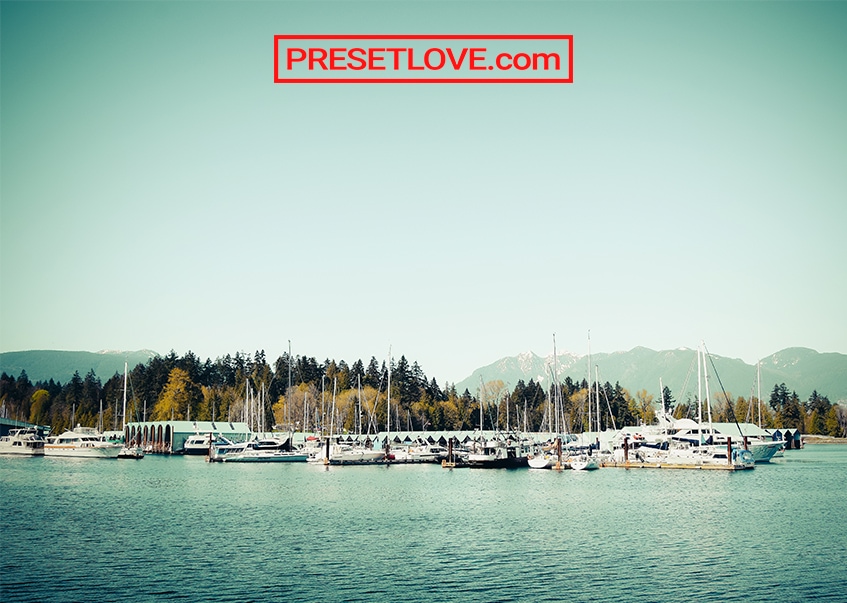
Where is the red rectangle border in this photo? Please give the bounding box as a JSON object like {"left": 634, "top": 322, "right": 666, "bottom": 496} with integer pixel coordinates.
{"left": 274, "top": 34, "right": 573, "bottom": 84}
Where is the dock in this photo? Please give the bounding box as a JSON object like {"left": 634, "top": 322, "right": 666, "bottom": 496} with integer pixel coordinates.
{"left": 602, "top": 461, "right": 753, "bottom": 471}
{"left": 325, "top": 458, "right": 440, "bottom": 466}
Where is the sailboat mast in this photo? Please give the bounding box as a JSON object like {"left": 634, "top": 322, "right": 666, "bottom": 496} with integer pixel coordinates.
{"left": 595, "top": 365, "right": 601, "bottom": 433}
{"left": 387, "top": 346, "right": 391, "bottom": 437}
{"left": 703, "top": 345, "right": 714, "bottom": 435}
{"left": 288, "top": 340, "right": 292, "bottom": 433}
{"left": 697, "top": 345, "right": 703, "bottom": 441}
{"left": 757, "top": 360, "right": 762, "bottom": 428}
{"left": 553, "top": 333, "right": 559, "bottom": 435}
{"left": 479, "top": 377, "right": 484, "bottom": 432}
{"left": 587, "top": 330, "right": 592, "bottom": 435}
{"left": 122, "top": 361, "right": 128, "bottom": 432}
{"left": 357, "top": 374, "right": 362, "bottom": 436}
{"left": 330, "top": 378, "right": 336, "bottom": 436}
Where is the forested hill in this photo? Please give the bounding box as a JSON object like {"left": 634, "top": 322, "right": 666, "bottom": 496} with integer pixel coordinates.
{"left": 1, "top": 347, "right": 845, "bottom": 438}
{"left": 0, "top": 349, "right": 158, "bottom": 383}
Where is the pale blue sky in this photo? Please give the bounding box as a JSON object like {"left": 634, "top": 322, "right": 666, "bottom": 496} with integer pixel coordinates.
{"left": 2, "top": 1, "right": 845, "bottom": 384}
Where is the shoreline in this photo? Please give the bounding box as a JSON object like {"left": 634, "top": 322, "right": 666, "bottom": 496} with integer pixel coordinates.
{"left": 803, "top": 435, "right": 847, "bottom": 445}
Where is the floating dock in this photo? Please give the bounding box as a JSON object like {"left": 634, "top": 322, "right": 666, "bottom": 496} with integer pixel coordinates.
{"left": 602, "top": 461, "right": 752, "bottom": 471}
{"left": 326, "top": 458, "right": 440, "bottom": 466}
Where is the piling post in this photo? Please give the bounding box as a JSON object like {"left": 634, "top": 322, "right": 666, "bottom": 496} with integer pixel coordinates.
{"left": 727, "top": 436, "right": 732, "bottom": 466}
{"left": 623, "top": 436, "right": 629, "bottom": 464}
{"left": 554, "top": 436, "right": 563, "bottom": 471}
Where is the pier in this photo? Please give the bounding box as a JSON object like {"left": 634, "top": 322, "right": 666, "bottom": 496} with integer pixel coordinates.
{"left": 602, "top": 461, "right": 752, "bottom": 471}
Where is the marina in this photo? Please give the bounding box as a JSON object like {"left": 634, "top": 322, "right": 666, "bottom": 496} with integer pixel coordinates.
{"left": 1, "top": 444, "right": 845, "bottom": 603}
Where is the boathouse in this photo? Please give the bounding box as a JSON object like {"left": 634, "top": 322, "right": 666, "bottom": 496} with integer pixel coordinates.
{"left": 769, "top": 427, "right": 803, "bottom": 449}
{"left": 124, "top": 420, "right": 250, "bottom": 454}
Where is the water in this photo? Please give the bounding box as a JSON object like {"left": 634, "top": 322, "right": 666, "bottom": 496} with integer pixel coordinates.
{"left": 2, "top": 446, "right": 846, "bottom": 603}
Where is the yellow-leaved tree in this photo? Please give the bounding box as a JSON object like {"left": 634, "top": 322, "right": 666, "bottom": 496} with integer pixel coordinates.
{"left": 29, "top": 389, "right": 50, "bottom": 425}
{"left": 151, "top": 367, "right": 201, "bottom": 421}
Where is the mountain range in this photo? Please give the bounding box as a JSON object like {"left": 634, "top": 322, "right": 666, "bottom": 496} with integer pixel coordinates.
{"left": 0, "top": 349, "right": 158, "bottom": 384}
{"left": 454, "top": 347, "right": 847, "bottom": 404}
{"left": 2, "top": 347, "right": 845, "bottom": 405}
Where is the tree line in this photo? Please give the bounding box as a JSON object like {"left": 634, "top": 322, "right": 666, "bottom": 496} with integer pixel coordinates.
{"left": 1, "top": 350, "right": 846, "bottom": 437}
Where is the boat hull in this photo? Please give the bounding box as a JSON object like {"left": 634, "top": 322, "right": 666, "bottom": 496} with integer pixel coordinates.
{"left": 0, "top": 446, "right": 45, "bottom": 456}
{"left": 749, "top": 440, "right": 784, "bottom": 463}
{"left": 467, "top": 456, "right": 529, "bottom": 469}
{"left": 527, "top": 454, "right": 560, "bottom": 469}
{"left": 569, "top": 455, "right": 600, "bottom": 471}
{"left": 212, "top": 451, "right": 308, "bottom": 463}
{"left": 44, "top": 445, "right": 122, "bottom": 459}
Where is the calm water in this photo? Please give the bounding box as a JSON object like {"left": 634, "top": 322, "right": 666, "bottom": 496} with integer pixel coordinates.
{"left": 2, "top": 445, "right": 846, "bottom": 603}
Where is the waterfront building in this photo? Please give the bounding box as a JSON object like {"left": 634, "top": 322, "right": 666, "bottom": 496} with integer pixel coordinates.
{"left": 124, "top": 420, "right": 250, "bottom": 454}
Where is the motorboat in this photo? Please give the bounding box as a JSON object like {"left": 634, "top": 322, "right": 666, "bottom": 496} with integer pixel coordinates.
{"left": 304, "top": 435, "right": 385, "bottom": 464}
{"left": 467, "top": 437, "right": 531, "bottom": 469}
{"left": 391, "top": 442, "right": 450, "bottom": 462}
{"left": 118, "top": 444, "right": 145, "bottom": 459}
{"left": 182, "top": 433, "right": 216, "bottom": 455}
{"left": 210, "top": 446, "right": 308, "bottom": 463}
{"left": 0, "top": 428, "right": 45, "bottom": 456}
{"left": 44, "top": 426, "right": 122, "bottom": 458}
{"left": 637, "top": 439, "right": 755, "bottom": 469}
{"left": 328, "top": 443, "right": 384, "bottom": 463}
{"left": 208, "top": 436, "right": 308, "bottom": 463}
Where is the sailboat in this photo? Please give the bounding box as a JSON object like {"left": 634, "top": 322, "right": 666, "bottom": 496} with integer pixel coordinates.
{"left": 527, "top": 335, "right": 571, "bottom": 470}
{"left": 315, "top": 374, "right": 384, "bottom": 465}
{"left": 466, "top": 379, "right": 531, "bottom": 468}
{"left": 118, "top": 362, "right": 144, "bottom": 459}
{"left": 645, "top": 344, "right": 755, "bottom": 469}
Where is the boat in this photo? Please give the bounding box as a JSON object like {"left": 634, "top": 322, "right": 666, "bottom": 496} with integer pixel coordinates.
{"left": 209, "top": 438, "right": 308, "bottom": 463}
{"left": 0, "top": 428, "right": 46, "bottom": 456}
{"left": 527, "top": 450, "right": 560, "bottom": 469}
{"left": 391, "top": 441, "right": 450, "bottom": 463}
{"left": 182, "top": 433, "right": 216, "bottom": 455}
{"left": 117, "top": 362, "right": 144, "bottom": 459}
{"left": 118, "top": 442, "right": 145, "bottom": 459}
{"left": 644, "top": 439, "right": 756, "bottom": 469}
{"left": 673, "top": 424, "right": 784, "bottom": 463}
{"left": 314, "top": 438, "right": 385, "bottom": 464}
{"left": 44, "top": 426, "right": 123, "bottom": 458}
{"left": 467, "top": 435, "right": 530, "bottom": 469}
{"left": 527, "top": 437, "right": 566, "bottom": 469}
{"left": 314, "top": 361, "right": 389, "bottom": 465}
{"left": 568, "top": 453, "right": 600, "bottom": 471}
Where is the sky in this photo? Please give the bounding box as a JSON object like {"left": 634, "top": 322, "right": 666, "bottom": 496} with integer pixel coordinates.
{"left": 1, "top": 1, "right": 845, "bottom": 385}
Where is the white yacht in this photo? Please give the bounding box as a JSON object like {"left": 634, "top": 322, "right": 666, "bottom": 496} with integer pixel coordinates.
{"left": 308, "top": 437, "right": 384, "bottom": 464}
{"left": 391, "top": 442, "right": 449, "bottom": 462}
{"left": 182, "top": 433, "right": 216, "bottom": 455}
{"left": 637, "top": 439, "right": 756, "bottom": 469}
{"left": 209, "top": 438, "right": 308, "bottom": 463}
{"left": 44, "top": 426, "right": 122, "bottom": 458}
{"left": 0, "top": 428, "right": 46, "bottom": 456}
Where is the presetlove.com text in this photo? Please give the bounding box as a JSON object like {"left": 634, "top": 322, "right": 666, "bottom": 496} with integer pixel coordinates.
{"left": 274, "top": 35, "right": 573, "bottom": 83}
